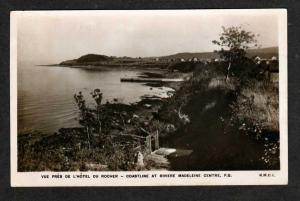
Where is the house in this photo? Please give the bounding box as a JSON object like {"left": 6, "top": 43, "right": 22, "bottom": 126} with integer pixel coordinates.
{"left": 254, "top": 55, "right": 278, "bottom": 64}
{"left": 255, "top": 55, "right": 279, "bottom": 81}
{"left": 254, "top": 56, "right": 261, "bottom": 61}
{"left": 254, "top": 56, "right": 262, "bottom": 64}
{"left": 271, "top": 56, "right": 278, "bottom": 61}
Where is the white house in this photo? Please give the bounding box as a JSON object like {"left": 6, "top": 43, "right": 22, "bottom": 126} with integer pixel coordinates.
{"left": 271, "top": 56, "right": 278, "bottom": 61}
{"left": 254, "top": 56, "right": 261, "bottom": 61}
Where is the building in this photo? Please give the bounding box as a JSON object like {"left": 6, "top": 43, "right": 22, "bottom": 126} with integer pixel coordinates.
{"left": 271, "top": 56, "right": 278, "bottom": 61}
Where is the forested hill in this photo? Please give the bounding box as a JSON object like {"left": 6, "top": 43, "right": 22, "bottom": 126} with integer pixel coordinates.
{"left": 60, "top": 54, "right": 113, "bottom": 65}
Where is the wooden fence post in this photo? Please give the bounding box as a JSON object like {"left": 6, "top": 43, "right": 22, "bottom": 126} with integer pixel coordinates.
{"left": 145, "top": 135, "right": 152, "bottom": 154}
{"left": 154, "top": 131, "right": 159, "bottom": 150}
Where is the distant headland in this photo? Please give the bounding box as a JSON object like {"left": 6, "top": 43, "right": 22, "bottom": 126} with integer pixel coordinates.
{"left": 55, "top": 47, "right": 278, "bottom": 69}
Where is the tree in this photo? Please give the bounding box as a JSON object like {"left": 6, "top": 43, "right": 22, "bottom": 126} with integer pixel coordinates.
{"left": 212, "top": 26, "right": 259, "bottom": 81}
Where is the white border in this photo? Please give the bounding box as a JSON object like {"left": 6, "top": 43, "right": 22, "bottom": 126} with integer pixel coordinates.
{"left": 10, "top": 9, "right": 288, "bottom": 186}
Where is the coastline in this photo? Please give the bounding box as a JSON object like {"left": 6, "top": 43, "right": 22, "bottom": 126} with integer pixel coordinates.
{"left": 38, "top": 62, "right": 169, "bottom": 71}
{"left": 18, "top": 62, "right": 279, "bottom": 171}
{"left": 18, "top": 69, "right": 184, "bottom": 171}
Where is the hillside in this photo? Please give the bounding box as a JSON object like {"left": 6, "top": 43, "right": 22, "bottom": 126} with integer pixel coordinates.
{"left": 246, "top": 47, "right": 279, "bottom": 58}
{"left": 59, "top": 47, "right": 278, "bottom": 67}
{"left": 159, "top": 47, "right": 278, "bottom": 60}
{"left": 160, "top": 52, "right": 218, "bottom": 61}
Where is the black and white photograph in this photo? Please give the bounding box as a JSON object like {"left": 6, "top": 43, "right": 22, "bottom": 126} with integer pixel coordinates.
{"left": 10, "top": 10, "right": 287, "bottom": 186}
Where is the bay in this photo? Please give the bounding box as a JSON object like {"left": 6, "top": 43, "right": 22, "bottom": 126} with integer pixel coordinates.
{"left": 17, "top": 64, "right": 173, "bottom": 134}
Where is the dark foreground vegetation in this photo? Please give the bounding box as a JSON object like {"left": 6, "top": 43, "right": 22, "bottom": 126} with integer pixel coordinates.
{"left": 159, "top": 61, "right": 279, "bottom": 170}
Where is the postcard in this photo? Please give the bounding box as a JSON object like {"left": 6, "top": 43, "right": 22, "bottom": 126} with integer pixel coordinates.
{"left": 10, "top": 9, "right": 287, "bottom": 186}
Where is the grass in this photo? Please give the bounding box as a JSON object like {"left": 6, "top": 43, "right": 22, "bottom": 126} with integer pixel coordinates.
{"left": 232, "top": 80, "right": 279, "bottom": 134}
{"left": 208, "top": 76, "right": 236, "bottom": 90}
{"left": 18, "top": 130, "right": 138, "bottom": 171}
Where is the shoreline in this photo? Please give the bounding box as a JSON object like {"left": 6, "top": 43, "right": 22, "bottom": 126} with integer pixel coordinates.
{"left": 18, "top": 62, "right": 280, "bottom": 171}
{"left": 18, "top": 69, "right": 184, "bottom": 171}
{"left": 37, "top": 63, "right": 169, "bottom": 70}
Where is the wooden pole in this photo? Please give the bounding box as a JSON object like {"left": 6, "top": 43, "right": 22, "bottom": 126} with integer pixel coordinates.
{"left": 154, "top": 130, "right": 159, "bottom": 150}
{"left": 146, "top": 136, "right": 152, "bottom": 154}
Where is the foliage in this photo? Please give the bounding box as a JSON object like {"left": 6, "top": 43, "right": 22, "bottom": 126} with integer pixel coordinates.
{"left": 159, "top": 60, "right": 279, "bottom": 168}
{"left": 212, "top": 26, "right": 260, "bottom": 78}
{"left": 212, "top": 26, "right": 259, "bottom": 60}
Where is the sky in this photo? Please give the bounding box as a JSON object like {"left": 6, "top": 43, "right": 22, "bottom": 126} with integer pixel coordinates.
{"left": 16, "top": 10, "right": 280, "bottom": 64}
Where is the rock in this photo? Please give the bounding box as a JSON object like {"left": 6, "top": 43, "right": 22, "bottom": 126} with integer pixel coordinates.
{"left": 144, "top": 153, "right": 170, "bottom": 169}
{"left": 169, "top": 149, "right": 193, "bottom": 157}
{"left": 135, "top": 151, "right": 144, "bottom": 170}
{"left": 154, "top": 148, "right": 176, "bottom": 156}
{"left": 144, "top": 104, "right": 152, "bottom": 109}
